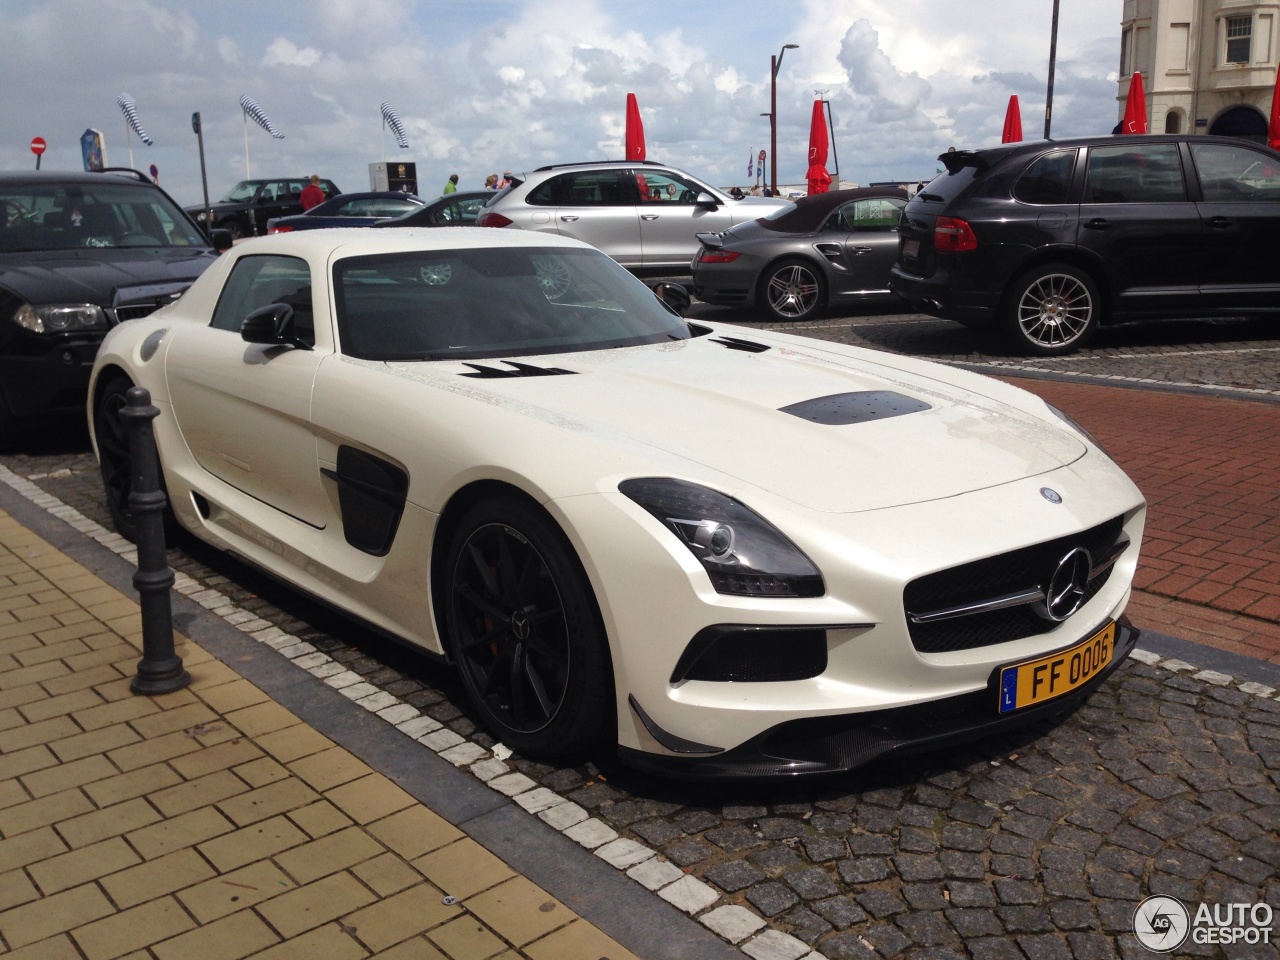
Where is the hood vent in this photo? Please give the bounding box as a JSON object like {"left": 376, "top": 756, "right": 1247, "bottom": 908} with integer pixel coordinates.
{"left": 460, "top": 360, "right": 576, "bottom": 379}
{"left": 779, "top": 390, "right": 931, "bottom": 426}
{"left": 711, "top": 336, "right": 770, "bottom": 354}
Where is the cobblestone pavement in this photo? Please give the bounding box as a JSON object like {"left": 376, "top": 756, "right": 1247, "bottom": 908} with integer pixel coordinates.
{"left": 2, "top": 309, "right": 1279, "bottom": 959}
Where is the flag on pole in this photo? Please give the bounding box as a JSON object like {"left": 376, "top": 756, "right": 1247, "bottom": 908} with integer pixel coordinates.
{"left": 747, "top": 151, "right": 753, "bottom": 178}
{"left": 116, "top": 94, "right": 153, "bottom": 146}
{"left": 239, "top": 95, "right": 285, "bottom": 139}
{"left": 381, "top": 101, "right": 410, "bottom": 149}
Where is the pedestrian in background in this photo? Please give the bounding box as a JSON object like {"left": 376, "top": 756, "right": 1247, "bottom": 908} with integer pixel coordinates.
{"left": 485, "top": 174, "right": 498, "bottom": 190}
{"left": 300, "top": 174, "right": 326, "bottom": 210}
{"left": 443, "top": 174, "right": 459, "bottom": 195}
{"left": 496, "top": 170, "right": 514, "bottom": 190}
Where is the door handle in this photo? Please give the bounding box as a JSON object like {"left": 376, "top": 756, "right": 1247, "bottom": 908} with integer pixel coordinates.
{"left": 1206, "top": 216, "right": 1234, "bottom": 229}
{"left": 1083, "top": 218, "right": 1110, "bottom": 230}
{"left": 560, "top": 215, "right": 579, "bottom": 222}
{"left": 641, "top": 214, "right": 659, "bottom": 221}
{"left": 851, "top": 246, "right": 872, "bottom": 255}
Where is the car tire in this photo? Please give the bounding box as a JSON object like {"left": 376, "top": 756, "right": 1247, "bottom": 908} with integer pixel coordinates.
{"left": 0, "top": 398, "right": 23, "bottom": 453}
{"left": 758, "top": 258, "right": 825, "bottom": 322}
{"left": 221, "top": 219, "right": 246, "bottom": 241}
{"left": 443, "top": 495, "right": 613, "bottom": 759}
{"left": 1002, "top": 263, "right": 1100, "bottom": 356}
{"left": 94, "top": 377, "right": 177, "bottom": 544}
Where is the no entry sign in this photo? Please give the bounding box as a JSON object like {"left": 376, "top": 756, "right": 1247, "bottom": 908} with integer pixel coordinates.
{"left": 30, "top": 137, "right": 46, "bottom": 155}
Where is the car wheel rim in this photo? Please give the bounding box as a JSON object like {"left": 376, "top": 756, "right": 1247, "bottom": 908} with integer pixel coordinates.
{"left": 531, "top": 257, "right": 571, "bottom": 300}
{"left": 1017, "top": 274, "right": 1092, "bottom": 347}
{"left": 767, "top": 265, "right": 819, "bottom": 318}
{"left": 451, "top": 523, "right": 570, "bottom": 734}
{"left": 96, "top": 391, "right": 133, "bottom": 523}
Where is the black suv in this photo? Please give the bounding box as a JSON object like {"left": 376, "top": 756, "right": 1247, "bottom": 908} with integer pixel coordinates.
{"left": 0, "top": 169, "right": 228, "bottom": 445}
{"left": 890, "top": 134, "right": 1280, "bottom": 355}
{"left": 186, "top": 177, "right": 340, "bottom": 240}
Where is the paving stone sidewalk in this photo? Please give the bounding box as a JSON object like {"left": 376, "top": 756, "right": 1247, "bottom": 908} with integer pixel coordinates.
{"left": 0, "top": 508, "right": 650, "bottom": 960}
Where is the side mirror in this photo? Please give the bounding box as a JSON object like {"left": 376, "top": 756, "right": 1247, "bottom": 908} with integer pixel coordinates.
{"left": 241, "top": 303, "right": 311, "bottom": 350}
{"left": 695, "top": 191, "right": 720, "bottom": 209}
{"left": 651, "top": 281, "right": 690, "bottom": 317}
{"left": 209, "top": 229, "right": 233, "bottom": 252}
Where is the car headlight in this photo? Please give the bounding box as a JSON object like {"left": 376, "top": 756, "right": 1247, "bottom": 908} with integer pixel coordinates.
{"left": 12, "top": 303, "right": 108, "bottom": 334}
{"left": 1046, "top": 403, "right": 1112, "bottom": 458}
{"left": 619, "top": 478, "right": 824, "bottom": 598}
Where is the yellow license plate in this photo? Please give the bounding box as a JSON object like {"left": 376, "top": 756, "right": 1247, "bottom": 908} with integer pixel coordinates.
{"left": 997, "top": 622, "right": 1115, "bottom": 714}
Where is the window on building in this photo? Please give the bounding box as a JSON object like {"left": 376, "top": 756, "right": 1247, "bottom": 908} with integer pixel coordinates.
{"left": 1165, "top": 111, "right": 1181, "bottom": 134}
{"left": 1120, "top": 26, "right": 1134, "bottom": 75}
{"left": 1225, "top": 15, "right": 1252, "bottom": 64}
{"left": 1168, "top": 23, "right": 1190, "bottom": 71}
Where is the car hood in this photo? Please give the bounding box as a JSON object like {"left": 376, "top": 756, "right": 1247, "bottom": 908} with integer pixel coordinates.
{"left": 388, "top": 332, "right": 1086, "bottom": 514}
{"left": 0, "top": 248, "right": 218, "bottom": 305}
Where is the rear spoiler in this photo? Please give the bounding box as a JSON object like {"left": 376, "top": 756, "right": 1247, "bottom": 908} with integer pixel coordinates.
{"left": 695, "top": 232, "right": 724, "bottom": 250}
{"left": 939, "top": 151, "right": 991, "bottom": 175}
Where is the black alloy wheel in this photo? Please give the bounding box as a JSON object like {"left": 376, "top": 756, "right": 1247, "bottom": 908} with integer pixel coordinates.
{"left": 444, "top": 497, "right": 612, "bottom": 758}
{"left": 1003, "top": 263, "right": 1101, "bottom": 356}
{"left": 759, "top": 257, "right": 825, "bottom": 322}
{"left": 221, "top": 218, "right": 246, "bottom": 241}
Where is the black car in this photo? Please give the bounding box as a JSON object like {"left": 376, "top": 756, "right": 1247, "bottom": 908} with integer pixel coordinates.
{"left": 185, "top": 177, "right": 340, "bottom": 240}
{"left": 373, "top": 191, "right": 491, "bottom": 228}
{"left": 0, "top": 169, "right": 228, "bottom": 445}
{"left": 267, "top": 191, "right": 427, "bottom": 233}
{"left": 890, "top": 134, "right": 1280, "bottom": 355}
{"left": 691, "top": 187, "right": 907, "bottom": 322}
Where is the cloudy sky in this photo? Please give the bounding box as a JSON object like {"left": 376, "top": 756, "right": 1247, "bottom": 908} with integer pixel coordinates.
{"left": 3, "top": 0, "right": 1123, "bottom": 206}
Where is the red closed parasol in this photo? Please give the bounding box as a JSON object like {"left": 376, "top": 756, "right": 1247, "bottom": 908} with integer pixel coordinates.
{"left": 1268, "top": 64, "right": 1280, "bottom": 150}
{"left": 1121, "top": 72, "right": 1148, "bottom": 134}
{"left": 625, "top": 92, "right": 645, "bottom": 162}
{"left": 806, "top": 99, "right": 831, "bottom": 195}
{"left": 1001, "top": 95, "right": 1023, "bottom": 143}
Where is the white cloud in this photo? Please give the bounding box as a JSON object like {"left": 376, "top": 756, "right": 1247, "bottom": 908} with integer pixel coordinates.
{"left": 261, "top": 38, "right": 322, "bottom": 69}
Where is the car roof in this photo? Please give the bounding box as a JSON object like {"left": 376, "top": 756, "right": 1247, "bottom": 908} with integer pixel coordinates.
{"left": 231, "top": 225, "right": 597, "bottom": 258}
{"left": 0, "top": 169, "right": 159, "bottom": 188}
{"left": 530, "top": 160, "right": 673, "bottom": 173}
{"left": 321, "top": 191, "right": 423, "bottom": 203}
{"left": 756, "top": 186, "right": 908, "bottom": 233}
{"left": 939, "top": 133, "right": 1280, "bottom": 172}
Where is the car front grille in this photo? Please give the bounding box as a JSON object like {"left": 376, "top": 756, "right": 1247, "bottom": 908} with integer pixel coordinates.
{"left": 903, "top": 516, "right": 1127, "bottom": 654}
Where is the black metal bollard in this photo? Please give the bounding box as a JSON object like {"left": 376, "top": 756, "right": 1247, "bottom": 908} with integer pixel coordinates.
{"left": 121, "top": 386, "right": 191, "bottom": 695}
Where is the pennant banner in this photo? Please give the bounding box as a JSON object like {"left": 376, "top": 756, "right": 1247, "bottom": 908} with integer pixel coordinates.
{"left": 239, "top": 95, "right": 285, "bottom": 139}
{"left": 116, "top": 94, "right": 153, "bottom": 146}
{"left": 381, "top": 101, "right": 410, "bottom": 149}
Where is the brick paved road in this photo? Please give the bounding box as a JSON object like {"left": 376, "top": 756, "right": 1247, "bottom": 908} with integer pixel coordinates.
{"left": 2, "top": 306, "right": 1278, "bottom": 959}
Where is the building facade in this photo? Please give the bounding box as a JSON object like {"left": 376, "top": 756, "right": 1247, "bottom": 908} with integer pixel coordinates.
{"left": 1120, "top": 0, "right": 1279, "bottom": 140}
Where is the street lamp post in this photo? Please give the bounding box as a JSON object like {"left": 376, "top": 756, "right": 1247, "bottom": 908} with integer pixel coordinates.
{"left": 769, "top": 43, "right": 799, "bottom": 197}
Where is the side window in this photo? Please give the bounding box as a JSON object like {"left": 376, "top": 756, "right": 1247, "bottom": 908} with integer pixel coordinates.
{"left": 838, "top": 197, "right": 905, "bottom": 231}
{"left": 1014, "top": 150, "right": 1077, "bottom": 204}
{"left": 1084, "top": 144, "right": 1185, "bottom": 203}
{"left": 340, "top": 198, "right": 378, "bottom": 216}
{"left": 526, "top": 173, "right": 575, "bottom": 206}
{"left": 210, "top": 255, "right": 315, "bottom": 346}
{"left": 257, "top": 183, "right": 277, "bottom": 202}
{"left": 1190, "top": 143, "right": 1280, "bottom": 201}
{"left": 636, "top": 171, "right": 702, "bottom": 203}
{"left": 286, "top": 181, "right": 306, "bottom": 200}
{"left": 372, "top": 198, "right": 420, "bottom": 217}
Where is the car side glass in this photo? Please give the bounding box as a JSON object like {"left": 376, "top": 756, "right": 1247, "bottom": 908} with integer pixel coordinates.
{"left": 1013, "top": 150, "right": 1076, "bottom": 204}
{"left": 211, "top": 254, "right": 314, "bottom": 347}
{"left": 1084, "top": 144, "right": 1184, "bottom": 203}
{"left": 1190, "top": 143, "right": 1280, "bottom": 201}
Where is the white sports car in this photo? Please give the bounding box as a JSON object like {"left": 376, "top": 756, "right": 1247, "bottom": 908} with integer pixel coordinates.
{"left": 89, "top": 228, "right": 1145, "bottom": 778}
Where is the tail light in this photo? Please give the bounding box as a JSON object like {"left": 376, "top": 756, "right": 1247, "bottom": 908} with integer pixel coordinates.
{"left": 268, "top": 225, "right": 293, "bottom": 234}
{"left": 934, "top": 217, "right": 978, "bottom": 253}
{"left": 476, "top": 211, "right": 512, "bottom": 228}
{"left": 698, "top": 250, "right": 741, "bottom": 264}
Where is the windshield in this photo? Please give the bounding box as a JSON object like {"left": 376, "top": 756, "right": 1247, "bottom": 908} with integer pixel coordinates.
{"left": 0, "top": 181, "right": 209, "bottom": 253}
{"left": 219, "top": 181, "right": 263, "bottom": 202}
{"left": 333, "top": 247, "right": 689, "bottom": 361}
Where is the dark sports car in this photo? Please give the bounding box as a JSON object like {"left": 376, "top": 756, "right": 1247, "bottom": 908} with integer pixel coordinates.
{"left": 373, "top": 191, "right": 491, "bottom": 228}
{"left": 267, "top": 191, "right": 426, "bottom": 233}
{"left": 692, "top": 186, "right": 908, "bottom": 322}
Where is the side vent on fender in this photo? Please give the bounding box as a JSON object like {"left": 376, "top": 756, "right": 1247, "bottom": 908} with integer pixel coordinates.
{"left": 319, "top": 446, "right": 409, "bottom": 556}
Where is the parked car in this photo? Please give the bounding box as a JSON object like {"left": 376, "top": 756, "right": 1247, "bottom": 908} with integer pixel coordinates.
{"left": 373, "top": 191, "right": 491, "bottom": 228}
{"left": 692, "top": 187, "right": 908, "bottom": 322}
{"left": 89, "top": 228, "right": 1144, "bottom": 778}
{"left": 890, "top": 134, "right": 1280, "bottom": 355}
{"left": 186, "top": 178, "right": 340, "bottom": 240}
{"left": 268, "top": 192, "right": 426, "bottom": 233}
{"left": 475, "top": 160, "right": 790, "bottom": 271}
{"left": 0, "top": 168, "right": 228, "bottom": 447}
